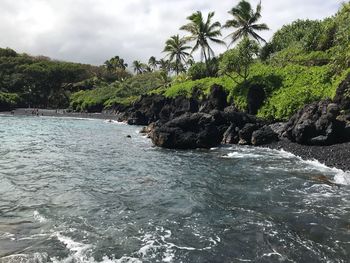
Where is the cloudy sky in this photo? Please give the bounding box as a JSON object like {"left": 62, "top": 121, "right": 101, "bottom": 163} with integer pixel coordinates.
{"left": 0, "top": 0, "right": 343, "bottom": 65}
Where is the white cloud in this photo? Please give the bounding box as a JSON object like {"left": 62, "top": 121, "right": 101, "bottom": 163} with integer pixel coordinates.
{"left": 0, "top": 0, "right": 343, "bottom": 65}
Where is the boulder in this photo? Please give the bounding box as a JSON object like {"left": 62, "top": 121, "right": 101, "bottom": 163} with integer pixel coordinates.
{"left": 223, "top": 106, "right": 257, "bottom": 128}
{"left": 269, "top": 122, "right": 288, "bottom": 139}
{"left": 222, "top": 123, "right": 240, "bottom": 144}
{"left": 238, "top": 123, "right": 260, "bottom": 145}
{"left": 127, "top": 111, "right": 149, "bottom": 125}
{"left": 285, "top": 100, "right": 348, "bottom": 145}
{"left": 251, "top": 125, "right": 278, "bottom": 146}
{"left": 150, "top": 112, "right": 222, "bottom": 149}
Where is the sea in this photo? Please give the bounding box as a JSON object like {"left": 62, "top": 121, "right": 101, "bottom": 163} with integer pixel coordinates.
{"left": 0, "top": 115, "right": 349, "bottom": 262}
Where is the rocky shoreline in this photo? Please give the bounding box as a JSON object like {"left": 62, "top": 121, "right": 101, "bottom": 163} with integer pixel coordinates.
{"left": 2, "top": 74, "right": 350, "bottom": 171}
{"left": 115, "top": 74, "right": 350, "bottom": 171}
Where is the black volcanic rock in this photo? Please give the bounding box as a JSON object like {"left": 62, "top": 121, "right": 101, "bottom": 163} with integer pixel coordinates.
{"left": 199, "top": 84, "right": 228, "bottom": 113}
{"left": 285, "top": 100, "right": 347, "bottom": 145}
{"left": 251, "top": 125, "right": 278, "bottom": 146}
{"left": 333, "top": 73, "right": 350, "bottom": 110}
{"left": 150, "top": 112, "right": 222, "bottom": 149}
{"left": 238, "top": 123, "right": 260, "bottom": 145}
{"left": 222, "top": 123, "right": 240, "bottom": 144}
{"left": 247, "top": 84, "right": 265, "bottom": 115}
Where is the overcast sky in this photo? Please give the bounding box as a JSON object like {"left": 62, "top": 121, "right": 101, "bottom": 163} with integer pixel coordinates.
{"left": 0, "top": 0, "right": 343, "bottom": 65}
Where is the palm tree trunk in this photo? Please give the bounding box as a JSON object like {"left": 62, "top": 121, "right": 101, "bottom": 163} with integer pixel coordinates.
{"left": 202, "top": 48, "right": 210, "bottom": 76}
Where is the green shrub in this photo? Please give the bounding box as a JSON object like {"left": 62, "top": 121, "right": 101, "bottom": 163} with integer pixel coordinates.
{"left": 0, "top": 92, "right": 20, "bottom": 110}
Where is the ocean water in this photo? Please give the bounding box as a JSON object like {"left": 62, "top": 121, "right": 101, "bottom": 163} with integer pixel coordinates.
{"left": 0, "top": 115, "right": 349, "bottom": 263}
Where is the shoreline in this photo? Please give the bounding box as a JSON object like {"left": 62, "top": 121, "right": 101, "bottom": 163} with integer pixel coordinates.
{"left": 264, "top": 140, "right": 350, "bottom": 172}
{"left": 2, "top": 108, "right": 350, "bottom": 172}
{"left": 0, "top": 108, "right": 122, "bottom": 121}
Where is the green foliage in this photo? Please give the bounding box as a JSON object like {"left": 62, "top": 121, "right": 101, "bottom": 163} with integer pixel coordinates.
{"left": 256, "top": 64, "right": 336, "bottom": 120}
{"left": 164, "top": 63, "right": 342, "bottom": 119}
{"left": 70, "top": 72, "right": 167, "bottom": 112}
{"left": 329, "top": 3, "right": 350, "bottom": 73}
{"left": 268, "top": 46, "right": 331, "bottom": 67}
{"left": 271, "top": 19, "right": 324, "bottom": 52}
{"left": 0, "top": 92, "right": 20, "bottom": 110}
{"left": 187, "top": 62, "right": 208, "bottom": 80}
{"left": 0, "top": 50, "right": 99, "bottom": 108}
{"left": 187, "top": 58, "right": 219, "bottom": 80}
{"left": 0, "top": 48, "right": 17, "bottom": 58}
{"left": 219, "top": 37, "right": 259, "bottom": 82}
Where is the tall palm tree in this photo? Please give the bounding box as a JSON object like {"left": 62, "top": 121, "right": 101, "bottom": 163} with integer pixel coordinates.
{"left": 104, "top": 56, "right": 128, "bottom": 71}
{"left": 132, "top": 60, "right": 144, "bottom": 74}
{"left": 224, "top": 0, "right": 269, "bottom": 46}
{"left": 180, "top": 11, "right": 224, "bottom": 65}
{"left": 158, "top": 59, "right": 171, "bottom": 74}
{"left": 148, "top": 56, "right": 158, "bottom": 71}
{"left": 163, "top": 34, "right": 191, "bottom": 75}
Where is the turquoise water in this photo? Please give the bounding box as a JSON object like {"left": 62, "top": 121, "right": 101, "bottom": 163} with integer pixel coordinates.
{"left": 0, "top": 115, "right": 350, "bottom": 263}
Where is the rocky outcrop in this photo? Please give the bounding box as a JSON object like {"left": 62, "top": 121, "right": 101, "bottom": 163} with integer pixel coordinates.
{"left": 284, "top": 100, "right": 347, "bottom": 145}
{"left": 199, "top": 84, "right": 228, "bottom": 113}
{"left": 251, "top": 125, "right": 278, "bottom": 146}
{"left": 150, "top": 113, "right": 221, "bottom": 149}
{"left": 132, "top": 74, "right": 350, "bottom": 149}
{"left": 119, "top": 94, "right": 199, "bottom": 126}
{"left": 333, "top": 73, "right": 350, "bottom": 111}
{"left": 238, "top": 123, "right": 261, "bottom": 145}
{"left": 247, "top": 84, "right": 265, "bottom": 115}
{"left": 146, "top": 84, "right": 279, "bottom": 149}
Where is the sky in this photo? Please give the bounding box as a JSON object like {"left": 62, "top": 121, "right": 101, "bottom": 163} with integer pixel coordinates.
{"left": 0, "top": 0, "right": 343, "bottom": 66}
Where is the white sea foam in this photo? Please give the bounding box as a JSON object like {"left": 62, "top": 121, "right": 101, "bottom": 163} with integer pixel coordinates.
{"left": 273, "top": 148, "right": 350, "bottom": 186}
{"left": 33, "top": 210, "right": 47, "bottom": 223}
{"left": 104, "top": 120, "right": 126, "bottom": 125}
{"left": 223, "top": 146, "right": 350, "bottom": 185}
{"left": 0, "top": 252, "right": 49, "bottom": 263}
{"left": 223, "top": 152, "right": 261, "bottom": 159}
{"left": 52, "top": 232, "right": 142, "bottom": 263}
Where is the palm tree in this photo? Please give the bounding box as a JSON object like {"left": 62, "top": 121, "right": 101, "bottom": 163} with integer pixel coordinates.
{"left": 224, "top": 0, "right": 269, "bottom": 46}
{"left": 148, "top": 56, "right": 158, "bottom": 71}
{"left": 158, "top": 59, "right": 171, "bottom": 74}
{"left": 132, "top": 60, "right": 144, "bottom": 74}
{"left": 180, "top": 11, "right": 224, "bottom": 65}
{"left": 163, "top": 34, "right": 191, "bottom": 75}
{"left": 104, "top": 56, "right": 128, "bottom": 71}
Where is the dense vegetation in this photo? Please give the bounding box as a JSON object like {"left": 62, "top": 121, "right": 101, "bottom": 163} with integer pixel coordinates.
{"left": 1, "top": 1, "right": 350, "bottom": 121}
{"left": 156, "top": 1, "right": 350, "bottom": 120}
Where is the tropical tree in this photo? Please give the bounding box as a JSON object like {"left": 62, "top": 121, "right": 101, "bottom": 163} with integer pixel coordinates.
{"left": 104, "top": 56, "right": 128, "bottom": 71}
{"left": 148, "top": 56, "right": 158, "bottom": 71}
{"left": 163, "top": 34, "right": 191, "bottom": 75}
{"left": 224, "top": 0, "right": 269, "bottom": 45}
{"left": 180, "top": 11, "right": 224, "bottom": 65}
{"left": 219, "top": 37, "right": 259, "bottom": 84}
{"left": 132, "top": 60, "right": 144, "bottom": 74}
{"left": 158, "top": 59, "right": 171, "bottom": 74}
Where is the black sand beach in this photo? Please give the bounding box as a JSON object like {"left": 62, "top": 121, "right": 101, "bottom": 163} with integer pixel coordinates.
{"left": 265, "top": 140, "right": 350, "bottom": 171}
